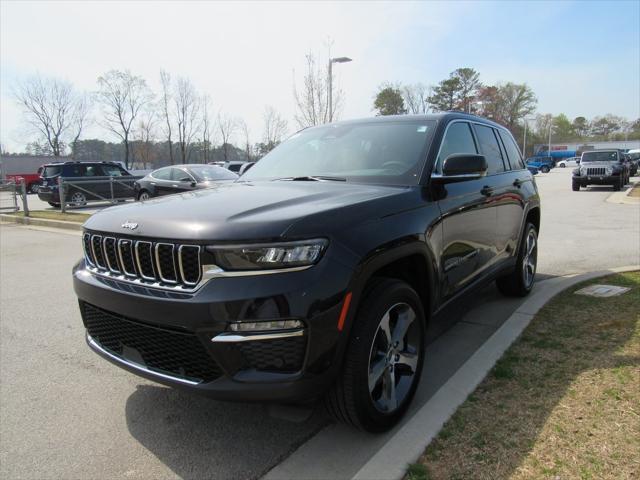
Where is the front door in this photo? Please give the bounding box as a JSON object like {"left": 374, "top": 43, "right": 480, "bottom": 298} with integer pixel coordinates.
{"left": 435, "top": 121, "right": 499, "bottom": 299}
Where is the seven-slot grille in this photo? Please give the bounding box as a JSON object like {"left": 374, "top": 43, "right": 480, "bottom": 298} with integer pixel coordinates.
{"left": 83, "top": 232, "right": 201, "bottom": 288}
{"left": 586, "top": 167, "right": 607, "bottom": 176}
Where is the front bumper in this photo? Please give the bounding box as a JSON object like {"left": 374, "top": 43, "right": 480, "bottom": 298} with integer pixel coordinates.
{"left": 573, "top": 174, "right": 620, "bottom": 186}
{"left": 73, "top": 255, "right": 355, "bottom": 402}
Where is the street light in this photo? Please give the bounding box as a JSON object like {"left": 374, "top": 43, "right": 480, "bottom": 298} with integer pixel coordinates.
{"left": 328, "top": 56, "right": 352, "bottom": 121}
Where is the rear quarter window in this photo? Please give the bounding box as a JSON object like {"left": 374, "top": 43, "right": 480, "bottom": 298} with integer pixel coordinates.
{"left": 498, "top": 130, "right": 526, "bottom": 170}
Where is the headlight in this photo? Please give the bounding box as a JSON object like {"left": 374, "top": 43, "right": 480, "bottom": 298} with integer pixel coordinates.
{"left": 207, "top": 239, "right": 328, "bottom": 271}
{"left": 606, "top": 166, "right": 613, "bottom": 175}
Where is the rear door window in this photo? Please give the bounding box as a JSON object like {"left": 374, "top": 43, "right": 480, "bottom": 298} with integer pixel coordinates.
{"left": 498, "top": 130, "right": 526, "bottom": 170}
{"left": 102, "top": 164, "right": 124, "bottom": 176}
{"left": 152, "top": 168, "right": 172, "bottom": 180}
{"left": 436, "top": 121, "right": 478, "bottom": 171}
{"left": 473, "top": 124, "right": 506, "bottom": 174}
{"left": 84, "top": 165, "right": 102, "bottom": 177}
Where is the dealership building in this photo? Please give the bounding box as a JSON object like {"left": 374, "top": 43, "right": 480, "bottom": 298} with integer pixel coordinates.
{"left": 534, "top": 140, "right": 640, "bottom": 157}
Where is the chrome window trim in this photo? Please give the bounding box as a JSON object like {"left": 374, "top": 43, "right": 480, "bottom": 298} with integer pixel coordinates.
{"left": 87, "top": 334, "right": 200, "bottom": 385}
{"left": 91, "top": 235, "right": 106, "bottom": 269}
{"left": 135, "top": 241, "right": 156, "bottom": 280}
{"left": 82, "top": 233, "right": 95, "bottom": 267}
{"left": 211, "top": 329, "right": 305, "bottom": 343}
{"left": 103, "top": 237, "right": 121, "bottom": 274}
{"left": 177, "top": 245, "right": 201, "bottom": 286}
{"left": 117, "top": 239, "right": 137, "bottom": 277}
{"left": 154, "top": 242, "right": 178, "bottom": 284}
{"left": 432, "top": 119, "right": 478, "bottom": 175}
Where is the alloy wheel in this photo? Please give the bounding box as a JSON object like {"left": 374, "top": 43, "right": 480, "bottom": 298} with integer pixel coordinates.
{"left": 139, "top": 192, "right": 150, "bottom": 201}
{"left": 71, "top": 192, "right": 87, "bottom": 207}
{"left": 522, "top": 229, "right": 537, "bottom": 288}
{"left": 368, "top": 302, "right": 421, "bottom": 413}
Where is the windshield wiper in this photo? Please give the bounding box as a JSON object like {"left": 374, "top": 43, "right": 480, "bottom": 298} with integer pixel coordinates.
{"left": 274, "top": 175, "right": 347, "bottom": 182}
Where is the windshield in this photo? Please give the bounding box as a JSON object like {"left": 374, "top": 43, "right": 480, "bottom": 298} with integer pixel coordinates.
{"left": 189, "top": 165, "right": 238, "bottom": 181}
{"left": 241, "top": 120, "right": 437, "bottom": 185}
{"left": 628, "top": 152, "right": 640, "bottom": 160}
{"left": 42, "top": 165, "right": 63, "bottom": 177}
{"left": 582, "top": 151, "right": 618, "bottom": 162}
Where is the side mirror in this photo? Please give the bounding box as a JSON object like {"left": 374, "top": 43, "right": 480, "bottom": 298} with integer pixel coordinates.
{"left": 432, "top": 154, "right": 488, "bottom": 183}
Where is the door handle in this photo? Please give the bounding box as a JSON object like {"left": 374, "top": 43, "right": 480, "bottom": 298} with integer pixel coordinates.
{"left": 513, "top": 179, "right": 523, "bottom": 188}
{"left": 480, "top": 186, "right": 493, "bottom": 196}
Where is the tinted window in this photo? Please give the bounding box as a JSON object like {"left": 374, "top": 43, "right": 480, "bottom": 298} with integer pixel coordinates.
{"left": 437, "top": 122, "right": 477, "bottom": 171}
{"left": 152, "top": 167, "right": 172, "bottom": 180}
{"left": 241, "top": 120, "right": 437, "bottom": 186}
{"left": 189, "top": 165, "right": 238, "bottom": 181}
{"left": 171, "top": 168, "right": 193, "bottom": 181}
{"left": 84, "top": 164, "right": 102, "bottom": 176}
{"left": 474, "top": 125, "right": 505, "bottom": 174}
{"left": 227, "top": 164, "right": 243, "bottom": 173}
{"left": 42, "top": 165, "right": 62, "bottom": 177}
{"left": 498, "top": 130, "right": 525, "bottom": 170}
{"left": 103, "top": 164, "right": 126, "bottom": 176}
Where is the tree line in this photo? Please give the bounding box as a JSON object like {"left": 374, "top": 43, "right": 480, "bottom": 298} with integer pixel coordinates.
{"left": 373, "top": 68, "right": 640, "bottom": 156}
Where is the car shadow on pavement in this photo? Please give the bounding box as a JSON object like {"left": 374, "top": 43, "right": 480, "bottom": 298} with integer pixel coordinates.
{"left": 124, "top": 385, "right": 328, "bottom": 480}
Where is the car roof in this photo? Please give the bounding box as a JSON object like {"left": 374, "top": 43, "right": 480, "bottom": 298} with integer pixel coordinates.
{"left": 312, "top": 112, "right": 508, "bottom": 131}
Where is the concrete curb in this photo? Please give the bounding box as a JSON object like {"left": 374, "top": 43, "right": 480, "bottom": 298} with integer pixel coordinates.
{"left": 606, "top": 182, "right": 640, "bottom": 204}
{"left": 0, "top": 213, "right": 84, "bottom": 231}
{"left": 351, "top": 265, "right": 640, "bottom": 480}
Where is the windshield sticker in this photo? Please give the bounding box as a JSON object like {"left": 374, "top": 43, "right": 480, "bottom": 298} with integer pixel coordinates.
{"left": 417, "top": 126, "right": 428, "bottom": 133}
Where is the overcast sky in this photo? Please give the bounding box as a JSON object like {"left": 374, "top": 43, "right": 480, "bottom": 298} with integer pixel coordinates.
{"left": 1, "top": 0, "right": 639, "bottom": 152}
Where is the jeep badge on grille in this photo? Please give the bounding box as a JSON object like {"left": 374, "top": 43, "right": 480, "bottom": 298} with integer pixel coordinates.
{"left": 121, "top": 221, "right": 138, "bottom": 230}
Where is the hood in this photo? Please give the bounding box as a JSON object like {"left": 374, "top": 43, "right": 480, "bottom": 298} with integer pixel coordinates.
{"left": 83, "top": 181, "right": 413, "bottom": 241}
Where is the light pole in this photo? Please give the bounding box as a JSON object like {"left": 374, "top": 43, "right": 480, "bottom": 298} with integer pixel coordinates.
{"left": 328, "top": 56, "right": 352, "bottom": 122}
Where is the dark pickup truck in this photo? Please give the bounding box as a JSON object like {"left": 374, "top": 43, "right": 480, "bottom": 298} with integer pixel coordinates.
{"left": 73, "top": 113, "right": 540, "bottom": 432}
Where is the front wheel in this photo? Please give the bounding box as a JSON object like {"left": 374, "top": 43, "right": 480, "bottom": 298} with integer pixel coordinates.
{"left": 572, "top": 180, "right": 580, "bottom": 191}
{"left": 560, "top": 163, "right": 566, "bottom": 168}
{"left": 541, "top": 165, "right": 550, "bottom": 173}
{"left": 325, "top": 278, "right": 425, "bottom": 432}
{"left": 137, "top": 190, "right": 150, "bottom": 201}
{"left": 497, "top": 223, "right": 538, "bottom": 297}
{"left": 613, "top": 180, "right": 621, "bottom": 191}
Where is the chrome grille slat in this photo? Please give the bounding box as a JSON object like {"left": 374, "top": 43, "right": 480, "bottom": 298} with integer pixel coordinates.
{"left": 586, "top": 167, "right": 606, "bottom": 176}
{"left": 103, "top": 237, "right": 121, "bottom": 273}
{"left": 83, "top": 233, "right": 95, "bottom": 267}
{"left": 155, "top": 243, "right": 177, "bottom": 284}
{"left": 84, "top": 232, "right": 203, "bottom": 290}
{"left": 135, "top": 241, "right": 156, "bottom": 280}
{"left": 178, "top": 245, "right": 202, "bottom": 286}
{"left": 118, "top": 239, "right": 137, "bottom": 277}
{"left": 91, "top": 235, "right": 106, "bottom": 269}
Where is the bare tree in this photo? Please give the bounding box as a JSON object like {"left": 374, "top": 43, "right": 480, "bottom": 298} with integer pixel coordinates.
{"left": 218, "top": 112, "right": 237, "bottom": 162}
{"left": 402, "top": 83, "right": 429, "bottom": 114}
{"left": 293, "top": 52, "right": 343, "bottom": 128}
{"left": 96, "top": 70, "right": 152, "bottom": 169}
{"left": 132, "top": 111, "right": 157, "bottom": 169}
{"left": 159, "top": 70, "right": 175, "bottom": 164}
{"left": 237, "top": 118, "right": 253, "bottom": 162}
{"left": 201, "top": 94, "right": 213, "bottom": 163}
{"left": 70, "top": 94, "right": 92, "bottom": 159}
{"left": 263, "top": 106, "right": 288, "bottom": 150}
{"left": 173, "top": 77, "right": 201, "bottom": 164}
{"left": 14, "top": 75, "right": 80, "bottom": 156}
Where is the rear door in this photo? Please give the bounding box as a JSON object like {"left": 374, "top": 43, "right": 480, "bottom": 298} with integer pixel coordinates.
{"left": 436, "top": 120, "right": 499, "bottom": 299}
{"left": 101, "top": 164, "right": 134, "bottom": 199}
{"left": 151, "top": 167, "right": 175, "bottom": 196}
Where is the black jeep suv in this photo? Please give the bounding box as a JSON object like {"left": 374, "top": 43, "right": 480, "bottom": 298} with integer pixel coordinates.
{"left": 73, "top": 114, "right": 540, "bottom": 432}
{"left": 38, "top": 161, "right": 133, "bottom": 207}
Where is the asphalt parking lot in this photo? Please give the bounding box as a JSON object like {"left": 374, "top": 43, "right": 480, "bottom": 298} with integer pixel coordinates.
{"left": 1, "top": 168, "right": 638, "bottom": 480}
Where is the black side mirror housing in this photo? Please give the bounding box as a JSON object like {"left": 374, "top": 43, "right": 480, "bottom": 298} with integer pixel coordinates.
{"left": 432, "top": 154, "right": 488, "bottom": 183}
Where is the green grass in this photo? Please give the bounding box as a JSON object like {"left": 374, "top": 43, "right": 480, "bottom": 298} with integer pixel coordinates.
{"left": 409, "top": 272, "right": 640, "bottom": 480}
{"left": 6, "top": 210, "right": 90, "bottom": 222}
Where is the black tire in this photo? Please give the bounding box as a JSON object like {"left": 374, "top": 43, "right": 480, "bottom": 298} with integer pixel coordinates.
{"left": 68, "top": 190, "right": 87, "bottom": 207}
{"left": 572, "top": 181, "right": 580, "bottom": 191}
{"left": 560, "top": 163, "right": 566, "bottom": 168}
{"left": 496, "top": 223, "right": 538, "bottom": 297}
{"left": 325, "top": 278, "right": 425, "bottom": 432}
{"left": 613, "top": 180, "right": 621, "bottom": 191}
{"left": 48, "top": 202, "right": 60, "bottom": 208}
{"left": 137, "top": 190, "right": 151, "bottom": 201}
{"left": 541, "top": 165, "right": 550, "bottom": 173}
